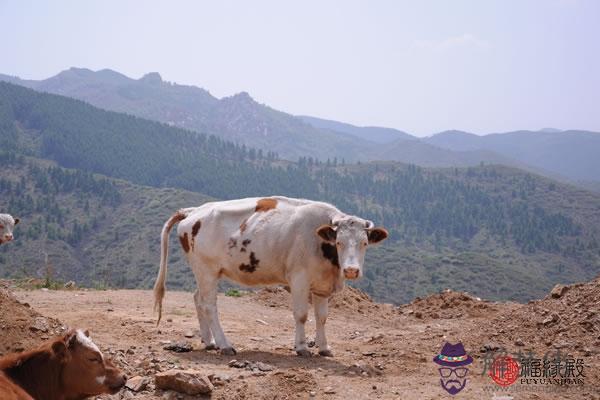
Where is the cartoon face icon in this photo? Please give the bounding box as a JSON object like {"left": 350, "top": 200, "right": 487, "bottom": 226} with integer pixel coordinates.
{"left": 433, "top": 342, "right": 473, "bottom": 395}
{"left": 438, "top": 366, "right": 469, "bottom": 395}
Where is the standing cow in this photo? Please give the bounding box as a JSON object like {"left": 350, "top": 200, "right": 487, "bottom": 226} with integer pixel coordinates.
{"left": 154, "top": 196, "right": 388, "bottom": 357}
{"left": 0, "top": 214, "right": 19, "bottom": 245}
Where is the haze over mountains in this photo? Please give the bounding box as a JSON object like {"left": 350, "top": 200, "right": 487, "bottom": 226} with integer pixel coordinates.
{"left": 2, "top": 67, "right": 598, "bottom": 185}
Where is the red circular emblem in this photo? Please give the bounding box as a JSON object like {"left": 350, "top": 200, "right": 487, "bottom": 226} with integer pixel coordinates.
{"left": 489, "top": 356, "right": 519, "bottom": 386}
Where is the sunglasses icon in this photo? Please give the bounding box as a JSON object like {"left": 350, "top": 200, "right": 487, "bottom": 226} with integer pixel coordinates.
{"left": 439, "top": 367, "right": 469, "bottom": 378}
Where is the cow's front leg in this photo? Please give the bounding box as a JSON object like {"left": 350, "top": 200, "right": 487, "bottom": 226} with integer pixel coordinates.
{"left": 290, "top": 280, "right": 311, "bottom": 356}
{"left": 313, "top": 295, "right": 332, "bottom": 357}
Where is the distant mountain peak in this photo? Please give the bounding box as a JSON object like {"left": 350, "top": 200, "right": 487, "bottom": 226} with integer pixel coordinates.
{"left": 139, "top": 72, "right": 163, "bottom": 85}
{"left": 539, "top": 128, "right": 563, "bottom": 133}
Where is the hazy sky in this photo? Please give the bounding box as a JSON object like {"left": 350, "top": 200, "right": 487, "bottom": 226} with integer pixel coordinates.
{"left": 1, "top": 0, "right": 599, "bottom": 136}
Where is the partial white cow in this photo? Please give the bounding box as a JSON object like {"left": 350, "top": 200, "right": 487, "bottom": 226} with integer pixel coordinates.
{"left": 0, "top": 214, "right": 19, "bottom": 245}
{"left": 154, "top": 196, "right": 388, "bottom": 356}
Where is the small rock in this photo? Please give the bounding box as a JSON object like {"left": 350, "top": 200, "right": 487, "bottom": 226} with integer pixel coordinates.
{"left": 121, "top": 390, "right": 134, "bottom": 399}
{"left": 163, "top": 342, "right": 193, "bottom": 353}
{"left": 64, "top": 281, "right": 76, "bottom": 289}
{"left": 30, "top": 317, "right": 49, "bottom": 333}
{"left": 324, "top": 387, "right": 336, "bottom": 394}
{"left": 255, "top": 361, "right": 275, "bottom": 372}
{"left": 542, "top": 314, "right": 560, "bottom": 327}
{"left": 155, "top": 369, "right": 214, "bottom": 395}
{"left": 125, "top": 376, "right": 148, "bottom": 392}
{"left": 228, "top": 359, "right": 248, "bottom": 368}
{"left": 550, "top": 284, "right": 569, "bottom": 299}
{"left": 368, "top": 334, "right": 384, "bottom": 343}
{"left": 184, "top": 331, "right": 195, "bottom": 338}
{"left": 414, "top": 311, "right": 423, "bottom": 319}
{"left": 255, "top": 319, "right": 268, "bottom": 325}
{"left": 309, "top": 391, "right": 316, "bottom": 397}
{"left": 514, "top": 339, "right": 525, "bottom": 346}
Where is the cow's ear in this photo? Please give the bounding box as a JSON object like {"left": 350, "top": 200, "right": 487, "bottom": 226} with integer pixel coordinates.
{"left": 367, "top": 227, "right": 388, "bottom": 244}
{"left": 66, "top": 331, "right": 78, "bottom": 348}
{"left": 316, "top": 224, "right": 337, "bottom": 243}
{"left": 14, "top": 218, "right": 19, "bottom": 225}
{"left": 52, "top": 341, "right": 68, "bottom": 359}
{"left": 84, "top": 329, "right": 90, "bottom": 337}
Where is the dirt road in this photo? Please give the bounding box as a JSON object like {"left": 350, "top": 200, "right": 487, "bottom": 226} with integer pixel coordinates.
{"left": 9, "top": 285, "right": 599, "bottom": 399}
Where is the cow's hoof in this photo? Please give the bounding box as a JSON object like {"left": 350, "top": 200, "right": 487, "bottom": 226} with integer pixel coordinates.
{"left": 220, "top": 347, "right": 237, "bottom": 356}
{"left": 205, "top": 343, "right": 218, "bottom": 351}
{"left": 318, "top": 349, "right": 333, "bottom": 357}
{"left": 296, "top": 349, "right": 312, "bottom": 357}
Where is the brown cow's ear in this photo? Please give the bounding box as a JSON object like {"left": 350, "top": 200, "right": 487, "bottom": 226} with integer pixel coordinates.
{"left": 66, "top": 332, "right": 78, "bottom": 348}
{"left": 84, "top": 329, "right": 90, "bottom": 337}
{"left": 14, "top": 218, "right": 20, "bottom": 225}
{"left": 316, "top": 225, "right": 337, "bottom": 243}
{"left": 52, "top": 341, "right": 67, "bottom": 358}
{"left": 367, "top": 227, "right": 388, "bottom": 244}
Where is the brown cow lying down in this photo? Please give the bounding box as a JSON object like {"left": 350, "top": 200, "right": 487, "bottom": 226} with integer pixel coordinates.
{"left": 0, "top": 329, "right": 126, "bottom": 400}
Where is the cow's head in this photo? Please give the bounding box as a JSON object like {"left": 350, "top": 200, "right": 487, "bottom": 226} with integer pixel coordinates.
{"left": 0, "top": 214, "right": 19, "bottom": 245}
{"left": 52, "top": 329, "right": 127, "bottom": 398}
{"left": 317, "top": 215, "right": 388, "bottom": 279}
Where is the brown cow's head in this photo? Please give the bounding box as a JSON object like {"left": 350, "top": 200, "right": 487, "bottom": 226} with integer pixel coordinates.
{"left": 0, "top": 214, "right": 19, "bottom": 245}
{"left": 53, "top": 329, "right": 126, "bottom": 398}
{"left": 317, "top": 215, "right": 388, "bottom": 279}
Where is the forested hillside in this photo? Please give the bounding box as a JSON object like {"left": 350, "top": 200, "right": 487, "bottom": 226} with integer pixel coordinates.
{"left": 1, "top": 81, "right": 599, "bottom": 303}
{"left": 0, "top": 152, "right": 213, "bottom": 290}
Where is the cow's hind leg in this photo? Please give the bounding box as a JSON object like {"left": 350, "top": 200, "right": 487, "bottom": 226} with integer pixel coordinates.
{"left": 193, "top": 289, "right": 216, "bottom": 350}
{"left": 192, "top": 267, "right": 236, "bottom": 355}
{"left": 313, "top": 295, "right": 333, "bottom": 357}
{"left": 290, "top": 278, "right": 311, "bottom": 356}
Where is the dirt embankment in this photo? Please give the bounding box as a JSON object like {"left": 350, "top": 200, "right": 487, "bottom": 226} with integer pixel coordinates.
{"left": 0, "top": 282, "right": 63, "bottom": 355}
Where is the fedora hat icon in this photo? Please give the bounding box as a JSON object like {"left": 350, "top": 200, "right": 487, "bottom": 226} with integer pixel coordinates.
{"left": 433, "top": 342, "right": 473, "bottom": 367}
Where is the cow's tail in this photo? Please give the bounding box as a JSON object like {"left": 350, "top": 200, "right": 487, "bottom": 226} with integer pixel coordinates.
{"left": 154, "top": 210, "right": 187, "bottom": 325}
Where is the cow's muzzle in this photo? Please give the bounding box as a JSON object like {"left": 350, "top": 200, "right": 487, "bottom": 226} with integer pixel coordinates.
{"left": 343, "top": 267, "right": 360, "bottom": 280}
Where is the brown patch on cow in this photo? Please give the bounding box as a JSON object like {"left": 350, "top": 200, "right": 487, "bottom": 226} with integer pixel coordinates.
{"left": 321, "top": 243, "right": 339, "bottom": 268}
{"left": 191, "top": 220, "right": 202, "bottom": 237}
{"left": 255, "top": 198, "right": 278, "bottom": 212}
{"left": 239, "top": 251, "right": 260, "bottom": 273}
{"left": 239, "top": 219, "right": 248, "bottom": 233}
{"left": 299, "top": 314, "right": 308, "bottom": 324}
{"left": 227, "top": 238, "right": 237, "bottom": 249}
{"left": 179, "top": 233, "right": 190, "bottom": 253}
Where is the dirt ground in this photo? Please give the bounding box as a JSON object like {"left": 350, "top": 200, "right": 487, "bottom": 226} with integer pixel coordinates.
{"left": 3, "top": 281, "right": 600, "bottom": 400}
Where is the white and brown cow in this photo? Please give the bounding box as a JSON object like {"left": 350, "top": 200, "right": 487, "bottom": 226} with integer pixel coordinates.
{"left": 0, "top": 214, "right": 19, "bottom": 245}
{"left": 154, "top": 196, "right": 388, "bottom": 357}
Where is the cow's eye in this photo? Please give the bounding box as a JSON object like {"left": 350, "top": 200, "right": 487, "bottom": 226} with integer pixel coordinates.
{"left": 336, "top": 241, "right": 342, "bottom": 247}
{"left": 89, "top": 358, "right": 101, "bottom": 363}
{"left": 362, "top": 242, "right": 368, "bottom": 247}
